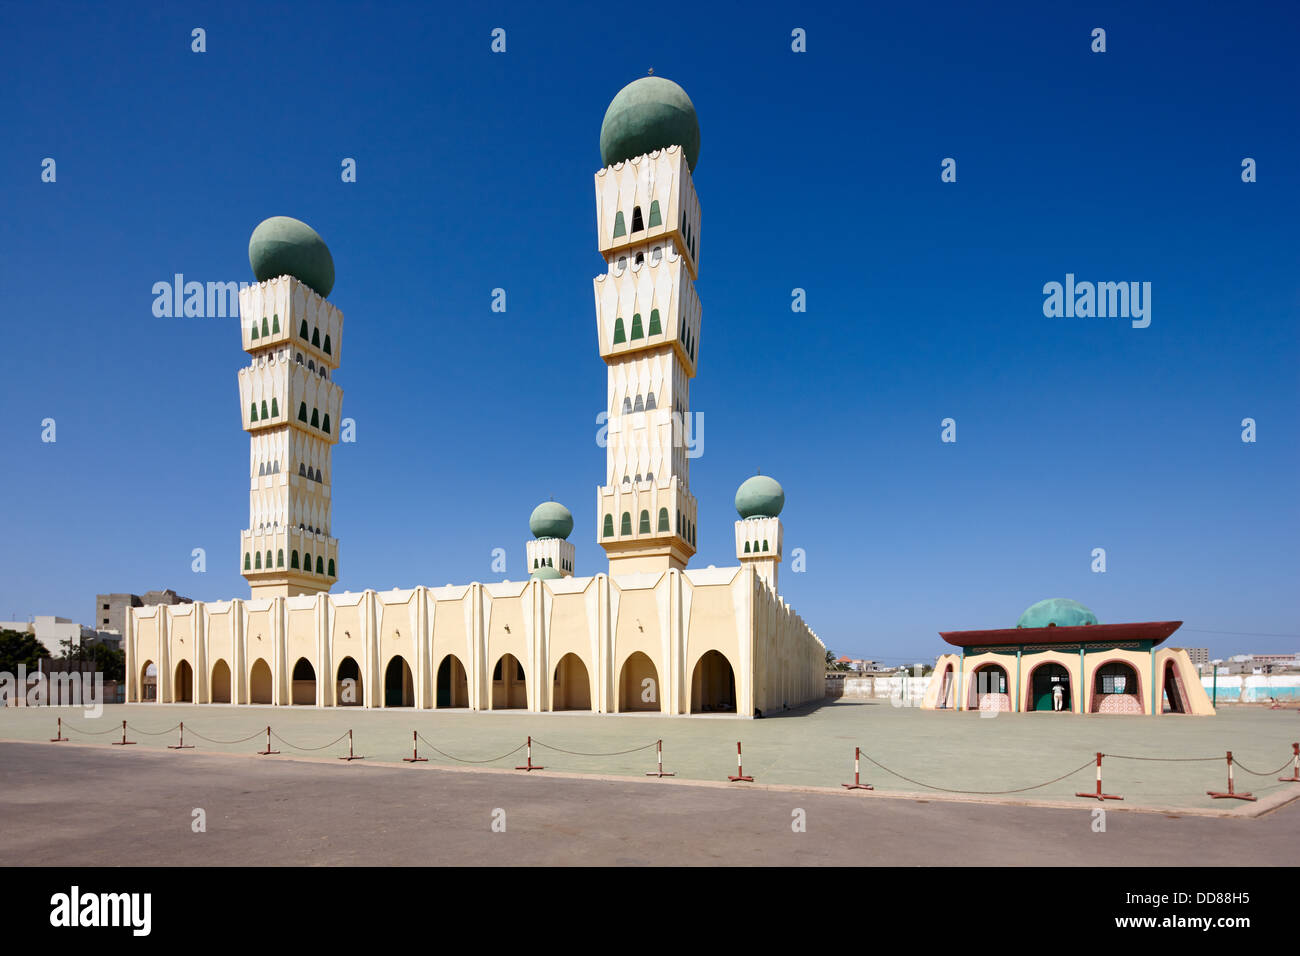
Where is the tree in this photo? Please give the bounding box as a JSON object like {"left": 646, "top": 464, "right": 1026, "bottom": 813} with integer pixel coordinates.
{"left": 0, "top": 628, "right": 51, "bottom": 673}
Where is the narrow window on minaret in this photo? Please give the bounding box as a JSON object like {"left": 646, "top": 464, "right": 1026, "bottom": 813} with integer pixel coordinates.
{"left": 316, "top": 556, "right": 324, "bottom": 574}
{"left": 251, "top": 324, "right": 259, "bottom": 341}
{"left": 622, "top": 397, "right": 632, "bottom": 415}
{"left": 744, "top": 541, "right": 751, "bottom": 553}
{"left": 291, "top": 551, "right": 299, "bottom": 569}
{"left": 260, "top": 400, "right": 269, "bottom": 419}
{"left": 639, "top": 510, "right": 651, "bottom": 534}
{"left": 645, "top": 391, "right": 656, "bottom": 410}
{"left": 763, "top": 540, "right": 769, "bottom": 552}
{"left": 298, "top": 403, "right": 308, "bottom": 423}
{"left": 261, "top": 317, "right": 270, "bottom": 337}
{"left": 244, "top": 553, "right": 251, "bottom": 570}
{"left": 613, "top": 318, "right": 626, "bottom": 344}
{"left": 299, "top": 320, "right": 309, "bottom": 339}
{"left": 322, "top": 414, "right": 331, "bottom": 434}
{"left": 312, "top": 328, "right": 321, "bottom": 348}
{"left": 265, "top": 550, "right": 272, "bottom": 568}
{"left": 323, "top": 334, "right": 331, "bottom": 355}
{"left": 620, "top": 513, "right": 632, "bottom": 536}
{"left": 658, "top": 508, "right": 669, "bottom": 532}
{"left": 250, "top": 403, "right": 258, "bottom": 423}
{"left": 304, "top": 552, "right": 312, "bottom": 572}
{"left": 272, "top": 314, "right": 280, "bottom": 334}
{"left": 612, "top": 211, "right": 626, "bottom": 239}
{"left": 631, "top": 206, "right": 644, "bottom": 232}
{"left": 328, "top": 559, "right": 335, "bottom": 576}
{"left": 254, "top": 552, "right": 262, "bottom": 569}
{"left": 603, "top": 515, "right": 614, "bottom": 538}
{"left": 270, "top": 398, "right": 279, "bottom": 418}
{"left": 651, "top": 246, "right": 661, "bottom": 265}
{"left": 633, "top": 396, "right": 644, "bottom": 413}
{"left": 630, "top": 314, "right": 643, "bottom": 339}
{"left": 648, "top": 201, "right": 662, "bottom": 228}
{"left": 277, "top": 550, "right": 284, "bottom": 568}
{"left": 310, "top": 409, "right": 320, "bottom": 429}
{"left": 635, "top": 252, "right": 644, "bottom": 266}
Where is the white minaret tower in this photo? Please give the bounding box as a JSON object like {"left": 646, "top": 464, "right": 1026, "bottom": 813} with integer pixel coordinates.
{"left": 734, "top": 474, "right": 785, "bottom": 592}
{"left": 592, "top": 76, "right": 703, "bottom": 575}
{"left": 237, "top": 216, "right": 343, "bottom": 599}
{"left": 527, "top": 501, "right": 576, "bottom": 577}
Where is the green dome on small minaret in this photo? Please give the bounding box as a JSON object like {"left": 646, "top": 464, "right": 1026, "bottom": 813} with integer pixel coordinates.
{"left": 531, "top": 565, "right": 563, "bottom": 581}
{"left": 600, "top": 76, "right": 700, "bottom": 171}
{"left": 735, "top": 474, "right": 784, "bottom": 519}
{"left": 1016, "top": 598, "right": 1099, "bottom": 629}
{"left": 248, "top": 216, "right": 335, "bottom": 298}
{"left": 529, "top": 501, "right": 574, "bottom": 540}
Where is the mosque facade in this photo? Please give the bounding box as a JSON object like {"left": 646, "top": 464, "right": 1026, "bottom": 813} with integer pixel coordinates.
{"left": 124, "top": 76, "right": 826, "bottom": 717}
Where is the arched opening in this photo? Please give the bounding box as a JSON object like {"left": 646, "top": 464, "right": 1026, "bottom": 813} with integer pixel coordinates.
{"left": 638, "top": 510, "right": 651, "bottom": 534}
{"left": 336, "top": 657, "right": 362, "bottom": 706}
{"left": 551, "top": 653, "right": 592, "bottom": 711}
{"left": 631, "top": 205, "right": 644, "bottom": 232}
{"left": 1161, "top": 660, "right": 1187, "bottom": 714}
{"left": 291, "top": 658, "right": 316, "bottom": 705}
{"left": 618, "top": 652, "right": 660, "bottom": 712}
{"left": 966, "top": 663, "right": 1010, "bottom": 712}
{"left": 620, "top": 512, "right": 632, "bottom": 535}
{"left": 658, "top": 507, "right": 670, "bottom": 532}
{"left": 492, "top": 653, "right": 527, "bottom": 709}
{"left": 690, "top": 650, "right": 737, "bottom": 713}
{"left": 249, "top": 658, "right": 273, "bottom": 705}
{"left": 210, "top": 659, "right": 231, "bottom": 703}
{"left": 936, "top": 663, "right": 954, "bottom": 709}
{"left": 173, "top": 660, "right": 193, "bottom": 703}
{"left": 384, "top": 655, "right": 414, "bottom": 707}
{"left": 1027, "top": 661, "right": 1071, "bottom": 712}
{"left": 1091, "top": 661, "right": 1142, "bottom": 714}
{"left": 140, "top": 661, "right": 157, "bottom": 701}
{"left": 436, "top": 654, "right": 469, "bottom": 708}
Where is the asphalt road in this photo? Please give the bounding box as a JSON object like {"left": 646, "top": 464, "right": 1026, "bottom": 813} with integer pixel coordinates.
{"left": 3, "top": 742, "right": 1296, "bottom": 866}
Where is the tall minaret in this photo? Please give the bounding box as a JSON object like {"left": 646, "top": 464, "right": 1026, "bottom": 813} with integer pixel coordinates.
{"left": 237, "top": 216, "right": 343, "bottom": 599}
{"left": 592, "top": 76, "right": 703, "bottom": 575}
{"left": 734, "top": 474, "right": 784, "bottom": 591}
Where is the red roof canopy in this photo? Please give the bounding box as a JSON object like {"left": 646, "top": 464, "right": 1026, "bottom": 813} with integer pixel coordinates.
{"left": 939, "top": 621, "right": 1182, "bottom": 649}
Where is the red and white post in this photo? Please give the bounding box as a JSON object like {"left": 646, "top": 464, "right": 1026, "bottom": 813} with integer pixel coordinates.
{"left": 111, "top": 720, "right": 136, "bottom": 746}
{"left": 256, "top": 726, "right": 279, "bottom": 756}
{"left": 842, "top": 747, "right": 873, "bottom": 791}
{"left": 1075, "top": 752, "right": 1122, "bottom": 801}
{"left": 338, "top": 728, "right": 363, "bottom": 761}
{"left": 515, "top": 735, "right": 544, "bottom": 771}
{"left": 50, "top": 717, "right": 67, "bottom": 742}
{"left": 167, "top": 721, "right": 194, "bottom": 750}
{"left": 645, "top": 739, "right": 674, "bottom": 777}
{"left": 403, "top": 730, "right": 428, "bottom": 763}
{"left": 728, "top": 741, "right": 753, "bottom": 782}
{"left": 1207, "top": 750, "right": 1255, "bottom": 801}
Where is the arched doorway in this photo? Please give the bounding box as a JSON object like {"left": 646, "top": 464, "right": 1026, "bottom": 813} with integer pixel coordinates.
{"left": 436, "top": 654, "right": 468, "bottom": 708}
{"left": 1091, "top": 661, "right": 1142, "bottom": 713}
{"left": 618, "top": 651, "right": 660, "bottom": 712}
{"left": 384, "top": 655, "right": 414, "bottom": 707}
{"left": 336, "top": 657, "right": 363, "bottom": 706}
{"left": 210, "top": 659, "right": 231, "bottom": 703}
{"left": 174, "top": 660, "right": 193, "bottom": 703}
{"left": 1028, "top": 662, "right": 1071, "bottom": 712}
{"left": 690, "top": 650, "right": 737, "bottom": 714}
{"left": 291, "top": 658, "right": 316, "bottom": 705}
{"left": 551, "top": 653, "right": 592, "bottom": 711}
{"left": 140, "top": 661, "right": 157, "bottom": 701}
{"left": 492, "top": 653, "right": 527, "bottom": 709}
{"left": 936, "top": 663, "right": 954, "bottom": 709}
{"left": 249, "top": 658, "right": 273, "bottom": 704}
{"left": 967, "top": 664, "right": 1010, "bottom": 712}
{"left": 1161, "top": 660, "right": 1187, "bottom": 714}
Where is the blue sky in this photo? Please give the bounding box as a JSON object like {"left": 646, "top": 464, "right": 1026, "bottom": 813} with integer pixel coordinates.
{"left": 1, "top": 1, "right": 1296, "bottom": 664}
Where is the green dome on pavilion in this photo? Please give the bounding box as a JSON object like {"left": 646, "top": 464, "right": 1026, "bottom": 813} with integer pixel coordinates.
{"left": 599, "top": 76, "right": 700, "bottom": 171}
{"left": 248, "top": 216, "right": 335, "bottom": 298}
{"left": 1016, "top": 598, "right": 1099, "bottom": 629}
{"left": 529, "top": 501, "right": 574, "bottom": 540}
{"left": 735, "top": 474, "right": 784, "bottom": 519}
{"left": 531, "top": 565, "right": 563, "bottom": 581}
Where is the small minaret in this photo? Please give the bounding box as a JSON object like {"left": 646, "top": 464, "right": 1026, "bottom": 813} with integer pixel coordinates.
{"left": 527, "top": 501, "right": 575, "bottom": 577}
{"left": 592, "top": 76, "right": 703, "bottom": 575}
{"left": 734, "top": 474, "right": 784, "bottom": 591}
{"left": 237, "top": 216, "right": 342, "bottom": 599}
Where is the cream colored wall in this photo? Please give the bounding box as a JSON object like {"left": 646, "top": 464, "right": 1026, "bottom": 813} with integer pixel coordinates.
{"left": 126, "top": 566, "right": 824, "bottom": 717}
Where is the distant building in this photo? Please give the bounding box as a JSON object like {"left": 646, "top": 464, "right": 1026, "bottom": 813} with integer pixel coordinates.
{"left": 0, "top": 616, "right": 121, "bottom": 655}
{"left": 1183, "top": 647, "right": 1209, "bottom": 667}
{"left": 95, "top": 590, "right": 190, "bottom": 638}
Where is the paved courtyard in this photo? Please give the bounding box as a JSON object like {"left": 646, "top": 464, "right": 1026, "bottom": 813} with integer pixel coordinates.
{"left": 2, "top": 698, "right": 1298, "bottom": 813}
{"left": 2, "top": 742, "right": 1297, "bottom": 866}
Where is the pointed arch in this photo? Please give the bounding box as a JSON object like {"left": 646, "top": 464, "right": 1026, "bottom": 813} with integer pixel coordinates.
{"left": 603, "top": 514, "right": 614, "bottom": 537}
{"left": 612, "top": 210, "right": 626, "bottom": 239}
{"left": 552, "top": 653, "right": 592, "bottom": 711}
{"left": 291, "top": 658, "right": 317, "bottom": 705}
{"left": 638, "top": 510, "right": 651, "bottom": 534}
{"left": 618, "top": 652, "right": 661, "bottom": 712}
{"left": 631, "top": 205, "right": 644, "bottom": 232}
{"left": 249, "top": 658, "right": 273, "bottom": 704}
{"left": 384, "top": 655, "right": 414, "bottom": 707}
{"left": 648, "top": 199, "right": 662, "bottom": 227}
{"left": 630, "top": 313, "right": 644, "bottom": 339}
{"left": 210, "top": 659, "right": 231, "bottom": 703}
{"left": 690, "top": 650, "right": 737, "bottom": 713}
{"left": 613, "top": 317, "right": 626, "bottom": 344}
{"left": 491, "top": 653, "right": 527, "bottom": 709}
{"left": 336, "top": 656, "right": 362, "bottom": 706}
{"left": 620, "top": 512, "right": 632, "bottom": 536}
{"left": 436, "top": 654, "right": 469, "bottom": 708}
{"left": 658, "top": 507, "right": 669, "bottom": 532}
{"left": 648, "top": 309, "right": 661, "bottom": 336}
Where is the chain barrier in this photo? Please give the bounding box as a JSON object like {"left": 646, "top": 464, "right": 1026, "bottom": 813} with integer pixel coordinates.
{"left": 414, "top": 733, "right": 525, "bottom": 764}
{"left": 270, "top": 729, "right": 350, "bottom": 753}
{"left": 530, "top": 738, "right": 658, "bottom": 758}
{"left": 125, "top": 722, "right": 182, "bottom": 737}
{"left": 859, "top": 747, "right": 1096, "bottom": 795}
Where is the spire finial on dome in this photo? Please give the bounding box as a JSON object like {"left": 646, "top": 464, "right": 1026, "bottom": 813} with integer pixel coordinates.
{"left": 647, "top": 67, "right": 654, "bottom": 75}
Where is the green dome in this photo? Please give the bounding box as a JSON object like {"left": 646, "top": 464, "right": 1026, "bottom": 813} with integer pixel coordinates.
{"left": 600, "top": 76, "right": 700, "bottom": 171}
{"left": 529, "top": 501, "right": 573, "bottom": 540}
{"left": 735, "top": 474, "right": 784, "bottom": 519}
{"left": 1016, "top": 598, "right": 1099, "bottom": 629}
{"left": 248, "top": 216, "right": 335, "bottom": 298}
{"left": 531, "top": 565, "right": 563, "bottom": 581}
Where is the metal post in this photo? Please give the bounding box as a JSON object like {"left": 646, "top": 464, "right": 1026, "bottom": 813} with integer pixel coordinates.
{"left": 728, "top": 741, "right": 753, "bottom": 782}
{"left": 514, "top": 735, "right": 544, "bottom": 771}
{"left": 111, "top": 719, "right": 136, "bottom": 746}
{"left": 257, "top": 725, "right": 279, "bottom": 755}
{"left": 168, "top": 721, "right": 194, "bottom": 749}
{"left": 645, "top": 739, "right": 674, "bottom": 777}
{"left": 403, "top": 730, "right": 428, "bottom": 763}
{"left": 1207, "top": 751, "right": 1255, "bottom": 801}
{"left": 1075, "top": 752, "right": 1122, "bottom": 800}
{"left": 338, "top": 728, "right": 364, "bottom": 761}
{"left": 842, "top": 746, "right": 873, "bottom": 790}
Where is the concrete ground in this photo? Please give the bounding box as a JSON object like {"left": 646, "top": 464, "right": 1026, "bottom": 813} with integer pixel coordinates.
{"left": 1, "top": 741, "right": 1296, "bottom": 866}
{"left": 2, "top": 699, "right": 1297, "bottom": 813}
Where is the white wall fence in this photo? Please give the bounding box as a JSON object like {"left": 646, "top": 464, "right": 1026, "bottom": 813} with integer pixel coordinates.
{"left": 826, "top": 673, "right": 930, "bottom": 705}
{"left": 1201, "top": 674, "right": 1300, "bottom": 702}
